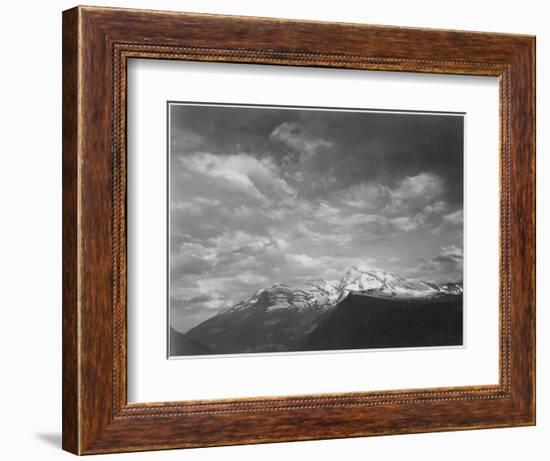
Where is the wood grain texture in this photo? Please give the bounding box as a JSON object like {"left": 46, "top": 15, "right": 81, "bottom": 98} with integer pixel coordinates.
{"left": 62, "top": 5, "right": 536, "bottom": 455}
{"left": 62, "top": 7, "right": 80, "bottom": 454}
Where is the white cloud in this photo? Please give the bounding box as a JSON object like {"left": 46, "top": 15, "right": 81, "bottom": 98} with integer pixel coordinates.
{"left": 235, "top": 273, "right": 269, "bottom": 285}
{"left": 423, "top": 200, "right": 447, "bottom": 215}
{"left": 393, "top": 172, "right": 444, "bottom": 201}
{"left": 208, "top": 230, "right": 277, "bottom": 254}
{"left": 433, "top": 208, "right": 463, "bottom": 235}
{"left": 331, "top": 173, "right": 450, "bottom": 235}
{"left": 287, "top": 253, "right": 321, "bottom": 269}
{"left": 175, "top": 241, "right": 218, "bottom": 261}
{"left": 180, "top": 152, "right": 295, "bottom": 202}
{"left": 172, "top": 291, "right": 235, "bottom": 310}
{"left": 443, "top": 209, "right": 463, "bottom": 225}
{"left": 385, "top": 172, "right": 445, "bottom": 215}
{"left": 269, "top": 121, "right": 332, "bottom": 160}
{"left": 171, "top": 161, "right": 461, "bottom": 318}
{"left": 169, "top": 108, "right": 465, "bottom": 333}
{"left": 337, "top": 183, "right": 391, "bottom": 211}
{"left": 390, "top": 216, "right": 421, "bottom": 231}
{"left": 171, "top": 197, "right": 220, "bottom": 215}
{"left": 296, "top": 222, "right": 354, "bottom": 246}
{"left": 442, "top": 244, "right": 463, "bottom": 258}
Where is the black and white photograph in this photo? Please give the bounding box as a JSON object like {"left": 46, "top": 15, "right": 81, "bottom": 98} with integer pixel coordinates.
{"left": 2, "top": 0, "right": 541, "bottom": 458}
{"left": 168, "top": 102, "right": 464, "bottom": 357}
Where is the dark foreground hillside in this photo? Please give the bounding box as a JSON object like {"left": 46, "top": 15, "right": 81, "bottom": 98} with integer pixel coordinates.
{"left": 170, "top": 292, "right": 463, "bottom": 356}
{"left": 169, "top": 327, "right": 212, "bottom": 356}
{"left": 179, "top": 290, "right": 332, "bottom": 355}
{"left": 301, "top": 293, "right": 463, "bottom": 351}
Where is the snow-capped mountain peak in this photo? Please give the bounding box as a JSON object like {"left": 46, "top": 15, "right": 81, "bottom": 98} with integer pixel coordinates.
{"left": 227, "top": 279, "right": 341, "bottom": 314}
{"left": 337, "top": 266, "right": 441, "bottom": 300}
{"left": 225, "top": 266, "right": 462, "bottom": 315}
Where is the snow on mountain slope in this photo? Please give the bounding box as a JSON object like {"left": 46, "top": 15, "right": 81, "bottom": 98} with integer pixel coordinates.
{"left": 177, "top": 266, "right": 464, "bottom": 356}
{"left": 438, "top": 281, "right": 464, "bottom": 294}
{"left": 337, "top": 266, "right": 440, "bottom": 300}
{"left": 225, "top": 266, "right": 462, "bottom": 315}
{"left": 227, "top": 279, "right": 340, "bottom": 313}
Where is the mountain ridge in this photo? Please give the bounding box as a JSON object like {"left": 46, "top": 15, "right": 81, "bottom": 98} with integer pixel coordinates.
{"left": 170, "top": 266, "right": 463, "bottom": 356}
{"left": 221, "top": 266, "right": 462, "bottom": 318}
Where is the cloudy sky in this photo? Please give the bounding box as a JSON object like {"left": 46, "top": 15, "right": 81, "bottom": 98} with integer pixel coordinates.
{"left": 169, "top": 103, "right": 464, "bottom": 332}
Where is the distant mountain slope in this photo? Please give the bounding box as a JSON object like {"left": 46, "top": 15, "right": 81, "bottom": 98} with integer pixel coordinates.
{"left": 169, "top": 327, "right": 212, "bottom": 356}
{"left": 225, "top": 279, "right": 341, "bottom": 314}
{"left": 183, "top": 289, "right": 335, "bottom": 355}
{"left": 301, "top": 293, "right": 463, "bottom": 351}
{"left": 170, "top": 266, "right": 463, "bottom": 356}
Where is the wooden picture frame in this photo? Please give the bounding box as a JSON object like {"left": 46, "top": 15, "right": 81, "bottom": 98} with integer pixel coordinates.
{"left": 62, "top": 5, "right": 535, "bottom": 455}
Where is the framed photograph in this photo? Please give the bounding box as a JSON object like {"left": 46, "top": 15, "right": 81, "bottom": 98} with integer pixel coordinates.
{"left": 62, "top": 6, "right": 535, "bottom": 455}
{"left": 166, "top": 101, "right": 465, "bottom": 359}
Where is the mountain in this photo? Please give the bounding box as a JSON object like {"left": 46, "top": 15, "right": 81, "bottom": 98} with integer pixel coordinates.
{"left": 336, "top": 266, "right": 443, "bottom": 300}
{"left": 183, "top": 284, "right": 336, "bottom": 355}
{"left": 172, "top": 266, "right": 463, "bottom": 356}
{"left": 301, "top": 293, "right": 463, "bottom": 351}
{"left": 225, "top": 279, "right": 341, "bottom": 314}
{"left": 438, "top": 281, "right": 463, "bottom": 295}
{"left": 169, "top": 327, "right": 212, "bottom": 356}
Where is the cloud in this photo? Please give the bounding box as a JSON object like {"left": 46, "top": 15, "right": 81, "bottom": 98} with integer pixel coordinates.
{"left": 170, "top": 169, "right": 462, "bottom": 310}
{"left": 393, "top": 172, "right": 444, "bottom": 201}
{"left": 171, "top": 197, "right": 220, "bottom": 215}
{"left": 295, "top": 222, "right": 354, "bottom": 246}
{"left": 170, "top": 127, "right": 204, "bottom": 154}
{"left": 327, "top": 172, "right": 445, "bottom": 218}
{"left": 180, "top": 152, "right": 295, "bottom": 202}
{"left": 442, "top": 244, "right": 463, "bottom": 258}
{"left": 235, "top": 273, "right": 270, "bottom": 285}
{"left": 433, "top": 208, "right": 463, "bottom": 235}
{"left": 168, "top": 105, "right": 464, "bottom": 331}
{"left": 403, "top": 245, "right": 463, "bottom": 282}
{"left": 431, "top": 255, "right": 463, "bottom": 276}
{"left": 179, "top": 293, "right": 232, "bottom": 310}
{"left": 269, "top": 121, "right": 332, "bottom": 160}
{"left": 330, "top": 173, "right": 450, "bottom": 237}
{"left": 384, "top": 172, "right": 445, "bottom": 215}
{"left": 208, "top": 230, "right": 274, "bottom": 254}
{"left": 423, "top": 201, "right": 447, "bottom": 215}
{"left": 172, "top": 272, "right": 269, "bottom": 307}
{"left": 338, "top": 183, "right": 392, "bottom": 211}
{"left": 287, "top": 253, "right": 320, "bottom": 269}
{"left": 442, "top": 209, "right": 463, "bottom": 225}
{"left": 390, "top": 216, "right": 422, "bottom": 231}
{"left": 433, "top": 244, "right": 463, "bottom": 275}
{"left": 171, "top": 230, "right": 289, "bottom": 283}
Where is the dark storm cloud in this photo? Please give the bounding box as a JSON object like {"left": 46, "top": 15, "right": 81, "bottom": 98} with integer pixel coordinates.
{"left": 169, "top": 103, "right": 464, "bottom": 332}
{"left": 407, "top": 245, "right": 464, "bottom": 282}
{"left": 170, "top": 104, "right": 463, "bottom": 204}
